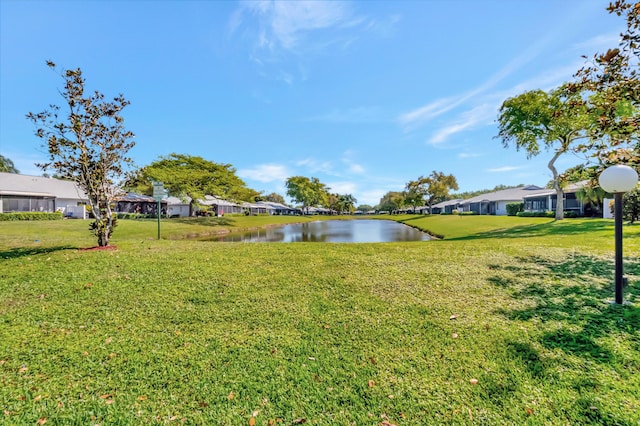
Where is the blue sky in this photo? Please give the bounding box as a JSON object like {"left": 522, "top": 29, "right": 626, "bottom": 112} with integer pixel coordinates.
{"left": 0, "top": 1, "right": 625, "bottom": 206}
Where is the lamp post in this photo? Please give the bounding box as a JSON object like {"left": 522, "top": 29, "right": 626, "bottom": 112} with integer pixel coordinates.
{"left": 598, "top": 165, "right": 639, "bottom": 304}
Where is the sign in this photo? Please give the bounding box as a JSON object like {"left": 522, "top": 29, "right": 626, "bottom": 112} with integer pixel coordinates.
{"left": 152, "top": 181, "right": 164, "bottom": 201}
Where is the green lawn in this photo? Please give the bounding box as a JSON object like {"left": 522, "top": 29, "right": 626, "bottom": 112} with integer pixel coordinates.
{"left": 1, "top": 216, "right": 639, "bottom": 425}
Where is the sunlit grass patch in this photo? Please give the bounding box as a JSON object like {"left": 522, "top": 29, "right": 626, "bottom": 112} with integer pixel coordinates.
{"left": 1, "top": 216, "right": 639, "bottom": 424}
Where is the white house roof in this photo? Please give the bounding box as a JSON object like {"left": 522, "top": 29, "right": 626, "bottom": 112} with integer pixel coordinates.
{"left": 0, "top": 172, "right": 88, "bottom": 200}
{"left": 521, "top": 180, "right": 589, "bottom": 198}
{"left": 255, "top": 201, "right": 296, "bottom": 210}
{"left": 165, "top": 195, "right": 241, "bottom": 207}
{"left": 432, "top": 199, "right": 464, "bottom": 209}
{"left": 460, "top": 185, "right": 548, "bottom": 205}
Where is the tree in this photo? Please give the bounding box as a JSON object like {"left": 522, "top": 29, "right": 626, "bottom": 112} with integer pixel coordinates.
{"left": 404, "top": 181, "right": 424, "bottom": 213}
{"left": 129, "top": 153, "right": 257, "bottom": 216}
{"left": 497, "top": 85, "right": 590, "bottom": 220}
{"left": 569, "top": 1, "right": 640, "bottom": 167}
{"left": 377, "top": 191, "right": 406, "bottom": 213}
{"left": 622, "top": 186, "right": 640, "bottom": 223}
{"left": 337, "top": 194, "right": 357, "bottom": 214}
{"left": 264, "top": 192, "right": 286, "bottom": 204}
{"left": 0, "top": 154, "right": 19, "bottom": 173}
{"left": 356, "top": 204, "right": 374, "bottom": 212}
{"left": 27, "top": 62, "right": 134, "bottom": 246}
{"left": 285, "top": 176, "right": 329, "bottom": 214}
{"left": 556, "top": 164, "right": 606, "bottom": 216}
{"left": 406, "top": 171, "right": 459, "bottom": 214}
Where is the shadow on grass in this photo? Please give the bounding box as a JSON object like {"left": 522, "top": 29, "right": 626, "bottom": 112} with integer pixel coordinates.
{"left": 169, "top": 217, "right": 236, "bottom": 227}
{"left": 0, "top": 245, "right": 78, "bottom": 260}
{"left": 492, "top": 253, "right": 640, "bottom": 364}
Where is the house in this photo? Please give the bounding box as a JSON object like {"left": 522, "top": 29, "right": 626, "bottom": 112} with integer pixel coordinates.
{"left": 0, "top": 172, "right": 88, "bottom": 216}
{"left": 114, "top": 193, "right": 167, "bottom": 216}
{"left": 202, "top": 196, "right": 243, "bottom": 215}
{"left": 522, "top": 181, "right": 592, "bottom": 216}
{"left": 459, "top": 185, "right": 549, "bottom": 215}
{"left": 305, "top": 206, "right": 336, "bottom": 215}
{"left": 428, "top": 199, "right": 464, "bottom": 214}
{"left": 241, "top": 201, "right": 273, "bottom": 215}
{"left": 165, "top": 195, "right": 244, "bottom": 217}
{"left": 255, "top": 201, "right": 300, "bottom": 215}
{"left": 165, "top": 196, "right": 190, "bottom": 217}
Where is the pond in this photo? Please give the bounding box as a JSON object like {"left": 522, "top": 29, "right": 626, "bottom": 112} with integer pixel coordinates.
{"left": 203, "top": 219, "right": 433, "bottom": 243}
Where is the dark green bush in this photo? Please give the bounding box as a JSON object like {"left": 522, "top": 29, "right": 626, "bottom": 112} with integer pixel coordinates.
{"left": 506, "top": 202, "right": 524, "bottom": 216}
{"left": 0, "top": 211, "right": 63, "bottom": 221}
{"left": 623, "top": 187, "right": 640, "bottom": 223}
{"left": 458, "top": 211, "right": 477, "bottom": 216}
{"left": 517, "top": 211, "right": 554, "bottom": 218}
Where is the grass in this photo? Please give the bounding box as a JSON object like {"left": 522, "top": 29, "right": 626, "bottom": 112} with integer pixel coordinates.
{"left": 1, "top": 215, "right": 639, "bottom": 424}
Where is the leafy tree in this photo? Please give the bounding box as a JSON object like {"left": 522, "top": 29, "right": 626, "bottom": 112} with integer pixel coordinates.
{"left": 129, "top": 153, "right": 257, "bottom": 216}
{"left": 27, "top": 62, "right": 134, "bottom": 246}
{"left": 326, "top": 193, "right": 340, "bottom": 213}
{"left": 377, "top": 191, "right": 406, "bottom": 212}
{"left": 285, "top": 176, "right": 329, "bottom": 214}
{"left": 0, "top": 154, "right": 19, "bottom": 173}
{"left": 406, "top": 171, "right": 459, "bottom": 214}
{"left": 556, "top": 164, "right": 600, "bottom": 186}
{"left": 337, "top": 194, "right": 357, "bottom": 214}
{"left": 497, "top": 85, "right": 590, "bottom": 220}
{"left": 569, "top": 0, "right": 640, "bottom": 166}
{"left": 622, "top": 186, "right": 640, "bottom": 223}
{"left": 264, "top": 192, "right": 286, "bottom": 204}
{"left": 356, "top": 204, "right": 374, "bottom": 212}
{"left": 404, "top": 181, "right": 424, "bottom": 213}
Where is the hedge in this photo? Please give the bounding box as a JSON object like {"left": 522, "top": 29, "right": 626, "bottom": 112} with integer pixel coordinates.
{"left": 516, "top": 211, "right": 555, "bottom": 218}
{"left": 0, "top": 211, "right": 63, "bottom": 221}
{"left": 506, "top": 202, "right": 524, "bottom": 216}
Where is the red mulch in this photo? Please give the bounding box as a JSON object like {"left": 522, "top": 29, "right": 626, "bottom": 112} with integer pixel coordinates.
{"left": 79, "top": 245, "right": 118, "bottom": 251}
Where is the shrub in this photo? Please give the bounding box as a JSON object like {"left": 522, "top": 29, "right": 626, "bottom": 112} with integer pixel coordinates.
{"left": 0, "top": 211, "right": 63, "bottom": 221}
{"left": 459, "top": 211, "right": 477, "bottom": 216}
{"left": 506, "top": 202, "right": 524, "bottom": 216}
{"left": 622, "top": 187, "right": 640, "bottom": 223}
{"left": 516, "top": 211, "right": 554, "bottom": 218}
{"left": 563, "top": 210, "right": 579, "bottom": 219}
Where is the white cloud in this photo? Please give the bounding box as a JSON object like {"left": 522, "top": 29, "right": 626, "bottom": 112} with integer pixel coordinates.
{"left": 358, "top": 188, "right": 386, "bottom": 206}
{"left": 398, "top": 28, "right": 558, "bottom": 133}
{"left": 326, "top": 180, "right": 357, "bottom": 195}
{"left": 486, "top": 166, "right": 525, "bottom": 173}
{"left": 348, "top": 163, "right": 365, "bottom": 174}
{"left": 295, "top": 158, "right": 336, "bottom": 175}
{"left": 235, "top": 1, "right": 358, "bottom": 52}
{"left": 340, "top": 150, "right": 365, "bottom": 174}
{"left": 238, "top": 163, "right": 290, "bottom": 182}
{"left": 428, "top": 103, "right": 496, "bottom": 145}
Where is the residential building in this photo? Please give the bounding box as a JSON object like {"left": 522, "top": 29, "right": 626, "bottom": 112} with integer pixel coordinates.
{"left": 0, "top": 172, "right": 88, "bottom": 215}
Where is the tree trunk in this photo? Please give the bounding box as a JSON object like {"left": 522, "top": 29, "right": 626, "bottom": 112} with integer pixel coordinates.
{"left": 548, "top": 151, "right": 564, "bottom": 220}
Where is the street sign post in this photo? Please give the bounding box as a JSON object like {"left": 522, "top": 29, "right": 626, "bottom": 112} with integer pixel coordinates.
{"left": 152, "top": 182, "right": 164, "bottom": 240}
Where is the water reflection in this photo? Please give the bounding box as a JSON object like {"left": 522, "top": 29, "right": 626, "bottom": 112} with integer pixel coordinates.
{"left": 204, "top": 219, "right": 432, "bottom": 243}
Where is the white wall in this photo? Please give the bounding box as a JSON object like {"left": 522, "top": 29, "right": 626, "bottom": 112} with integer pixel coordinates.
{"left": 603, "top": 198, "right": 614, "bottom": 219}
{"left": 496, "top": 201, "right": 509, "bottom": 216}
{"left": 168, "top": 204, "right": 190, "bottom": 217}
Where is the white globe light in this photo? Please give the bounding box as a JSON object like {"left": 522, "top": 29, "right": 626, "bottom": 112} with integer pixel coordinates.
{"left": 599, "top": 165, "right": 639, "bottom": 193}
